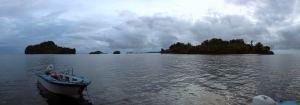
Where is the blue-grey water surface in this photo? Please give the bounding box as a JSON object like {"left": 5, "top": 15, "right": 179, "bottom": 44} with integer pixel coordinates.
{"left": 1, "top": 54, "right": 300, "bottom": 105}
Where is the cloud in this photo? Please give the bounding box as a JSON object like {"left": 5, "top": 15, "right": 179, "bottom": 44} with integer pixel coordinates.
{"left": 71, "top": 18, "right": 113, "bottom": 32}
{"left": 88, "top": 15, "right": 193, "bottom": 49}
{"left": 62, "top": 33, "right": 90, "bottom": 40}
{"left": 224, "top": 0, "right": 300, "bottom": 50}
{"left": 0, "top": 0, "right": 35, "bottom": 19}
{"left": 0, "top": 10, "right": 75, "bottom": 53}
{"left": 79, "top": 13, "right": 273, "bottom": 51}
{"left": 224, "top": 0, "right": 256, "bottom": 5}
{"left": 255, "top": 0, "right": 297, "bottom": 26}
{"left": 225, "top": 0, "right": 300, "bottom": 25}
{"left": 71, "top": 13, "right": 273, "bottom": 50}
{"left": 191, "top": 14, "right": 270, "bottom": 44}
{"left": 1, "top": 0, "right": 300, "bottom": 54}
{"left": 277, "top": 24, "right": 300, "bottom": 49}
{"left": 12, "top": 16, "right": 72, "bottom": 39}
{"left": 118, "top": 10, "right": 137, "bottom": 19}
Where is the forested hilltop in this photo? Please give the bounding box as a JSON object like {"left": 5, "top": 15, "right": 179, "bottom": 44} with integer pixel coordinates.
{"left": 89, "top": 51, "right": 102, "bottom": 54}
{"left": 25, "top": 41, "right": 76, "bottom": 54}
{"left": 161, "top": 38, "right": 274, "bottom": 54}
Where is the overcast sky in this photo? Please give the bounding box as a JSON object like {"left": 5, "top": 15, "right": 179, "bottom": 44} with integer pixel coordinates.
{"left": 1, "top": 0, "right": 300, "bottom": 54}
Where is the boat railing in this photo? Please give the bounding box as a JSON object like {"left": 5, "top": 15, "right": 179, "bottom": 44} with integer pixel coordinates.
{"left": 61, "top": 66, "right": 74, "bottom": 75}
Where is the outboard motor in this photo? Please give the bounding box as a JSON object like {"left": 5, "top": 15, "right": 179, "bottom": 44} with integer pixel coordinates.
{"left": 252, "top": 95, "right": 276, "bottom": 105}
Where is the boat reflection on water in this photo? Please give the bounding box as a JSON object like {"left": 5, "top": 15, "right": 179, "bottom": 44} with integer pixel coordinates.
{"left": 36, "top": 82, "right": 92, "bottom": 105}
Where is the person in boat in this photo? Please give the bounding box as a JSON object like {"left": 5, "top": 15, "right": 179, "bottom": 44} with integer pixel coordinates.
{"left": 45, "top": 64, "right": 53, "bottom": 75}
{"left": 45, "top": 64, "right": 58, "bottom": 79}
{"left": 45, "top": 69, "right": 51, "bottom": 75}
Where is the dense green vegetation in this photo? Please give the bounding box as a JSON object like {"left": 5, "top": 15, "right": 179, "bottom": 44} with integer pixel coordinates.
{"left": 113, "top": 50, "right": 121, "bottom": 54}
{"left": 161, "top": 38, "right": 274, "bottom": 54}
{"left": 89, "top": 50, "right": 103, "bottom": 54}
{"left": 25, "top": 41, "right": 76, "bottom": 54}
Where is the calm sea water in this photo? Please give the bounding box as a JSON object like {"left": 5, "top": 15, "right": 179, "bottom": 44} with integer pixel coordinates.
{"left": 1, "top": 54, "right": 300, "bottom": 105}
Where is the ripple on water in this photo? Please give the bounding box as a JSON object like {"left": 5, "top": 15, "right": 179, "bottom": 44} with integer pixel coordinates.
{"left": 1, "top": 54, "right": 300, "bottom": 105}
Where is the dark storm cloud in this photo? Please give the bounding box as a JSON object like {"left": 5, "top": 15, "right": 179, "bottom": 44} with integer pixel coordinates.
{"left": 255, "top": 0, "right": 296, "bottom": 26}
{"left": 225, "top": 0, "right": 300, "bottom": 49}
{"left": 277, "top": 25, "right": 300, "bottom": 49}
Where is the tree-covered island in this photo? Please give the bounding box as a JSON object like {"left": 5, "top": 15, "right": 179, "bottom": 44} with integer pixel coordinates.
{"left": 89, "top": 50, "right": 105, "bottom": 54}
{"left": 161, "top": 38, "right": 274, "bottom": 54}
{"left": 24, "top": 41, "right": 76, "bottom": 54}
{"left": 89, "top": 50, "right": 107, "bottom": 54}
{"left": 113, "top": 50, "right": 121, "bottom": 54}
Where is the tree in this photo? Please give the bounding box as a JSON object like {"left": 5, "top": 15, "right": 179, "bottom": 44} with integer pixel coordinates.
{"left": 160, "top": 48, "right": 165, "bottom": 54}
{"left": 254, "top": 42, "right": 263, "bottom": 54}
{"left": 265, "top": 46, "right": 270, "bottom": 51}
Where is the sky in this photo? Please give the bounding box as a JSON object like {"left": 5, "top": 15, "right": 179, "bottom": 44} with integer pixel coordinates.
{"left": 0, "top": 0, "right": 300, "bottom": 54}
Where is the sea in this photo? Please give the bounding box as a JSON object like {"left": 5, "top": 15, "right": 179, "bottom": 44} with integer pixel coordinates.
{"left": 1, "top": 54, "right": 300, "bottom": 105}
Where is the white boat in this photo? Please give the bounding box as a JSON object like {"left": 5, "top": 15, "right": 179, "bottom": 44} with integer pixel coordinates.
{"left": 252, "top": 95, "right": 300, "bottom": 105}
{"left": 36, "top": 64, "right": 91, "bottom": 98}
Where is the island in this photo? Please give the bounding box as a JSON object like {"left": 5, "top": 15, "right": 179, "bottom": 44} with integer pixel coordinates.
{"left": 126, "top": 51, "right": 160, "bottom": 54}
{"left": 113, "top": 50, "right": 121, "bottom": 54}
{"left": 89, "top": 50, "right": 103, "bottom": 54}
{"left": 161, "top": 38, "right": 274, "bottom": 54}
{"left": 24, "top": 41, "right": 76, "bottom": 54}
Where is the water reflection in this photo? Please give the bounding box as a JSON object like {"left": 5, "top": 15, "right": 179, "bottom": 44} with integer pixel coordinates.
{"left": 36, "top": 82, "right": 92, "bottom": 105}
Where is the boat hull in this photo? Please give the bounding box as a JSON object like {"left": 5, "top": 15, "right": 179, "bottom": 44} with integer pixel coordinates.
{"left": 37, "top": 73, "right": 88, "bottom": 98}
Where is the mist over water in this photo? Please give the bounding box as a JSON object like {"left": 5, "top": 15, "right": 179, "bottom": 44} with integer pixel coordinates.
{"left": 1, "top": 54, "right": 300, "bottom": 105}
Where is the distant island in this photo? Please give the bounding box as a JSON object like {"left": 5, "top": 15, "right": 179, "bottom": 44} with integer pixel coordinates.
{"left": 126, "top": 51, "right": 160, "bottom": 54}
{"left": 161, "top": 38, "right": 274, "bottom": 54}
{"left": 89, "top": 50, "right": 107, "bottom": 54}
{"left": 113, "top": 50, "right": 121, "bottom": 54}
{"left": 24, "top": 41, "right": 76, "bottom": 54}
